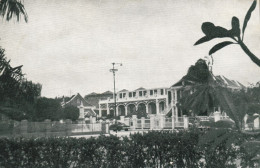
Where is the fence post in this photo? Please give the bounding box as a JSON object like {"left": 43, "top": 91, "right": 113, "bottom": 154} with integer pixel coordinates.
{"left": 214, "top": 112, "right": 221, "bottom": 122}
{"left": 254, "top": 117, "right": 260, "bottom": 129}
{"left": 183, "top": 115, "right": 189, "bottom": 129}
{"left": 141, "top": 117, "right": 145, "bottom": 129}
{"left": 172, "top": 115, "right": 175, "bottom": 130}
{"left": 92, "top": 117, "right": 96, "bottom": 123}
{"left": 21, "top": 120, "right": 28, "bottom": 137}
{"left": 65, "top": 119, "right": 72, "bottom": 136}
{"left": 44, "top": 119, "right": 51, "bottom": 137}
{"left": 120, "top": 116, "right": 125, "bottom": 124}
{"left": 132, "top": 115, "right": 137, "bottom": 130}
{"left": 150, "top": 115, "right": 155, "bottom": 130}
{"left": 160, "top": 114, "right": 165, "bottom": 129}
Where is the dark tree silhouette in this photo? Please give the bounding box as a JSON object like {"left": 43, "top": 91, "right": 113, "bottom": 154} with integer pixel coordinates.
{"left": 195, "top": 0, "right": 260, "bottom": 67}
{"left": 0, "top": 0, "right": 28, "bottom": 22}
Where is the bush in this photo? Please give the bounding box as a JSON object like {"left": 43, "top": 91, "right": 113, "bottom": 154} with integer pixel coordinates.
{"left": 214, "top": 119, "right": 235, "bottom": 129}
{"left": 63, "top": 105, "right": 79, "bottom": 121}
{"left": 0, "top": 130, "right": 255, "bottom": 167}
{"left": 109, "top": 124, "right": 122, "bottom": 131}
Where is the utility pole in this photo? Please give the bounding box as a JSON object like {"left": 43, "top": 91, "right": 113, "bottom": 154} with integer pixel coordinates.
{"left": 109, "top": 63, "right": 122, "bottom": 117}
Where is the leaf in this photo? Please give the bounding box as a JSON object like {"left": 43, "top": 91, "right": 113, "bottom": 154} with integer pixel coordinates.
{"left": 201, "top": 22, "right": 215, "bottom": 37}
{"left": 231, "top": 17, "right": 241, "bottom": 38}
{"left": 195, "top": 23, "right": 232, "bottom": 45}
{"left": 242, "top": 0, "right": 256, "bottom": 38}
{"left": 194, "top": 36, "right": 211, "bottom": 45}
{"left": 209, "top": 41, "right": 234, "bottom": 55}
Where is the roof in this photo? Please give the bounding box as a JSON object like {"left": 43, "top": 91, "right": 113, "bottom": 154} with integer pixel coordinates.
{"left": 102, "top": 91, "right": 113, "bottom": 95}
{"left": 63, "top": 93, "right": 94, "bottom": 107}
{"left": 215, "top": 75, "right": 245, "bottom": 89}
{"left": 87, "top": 92, "right": 98, "bottom": 96}
{"left": 171, "top": 74, "right": 245, "bottom": 90}
{"left": 119, "top": 89, "right": 128, "bottom": 92}
{"left": 84, "top": 109, "right": 96, "bottom": 117}
{"left": 135, "top": 87, "right": 146, "bottom": 91}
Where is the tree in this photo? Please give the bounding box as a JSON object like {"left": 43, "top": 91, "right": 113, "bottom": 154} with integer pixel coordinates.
{"left": 194, "top": 0, "right": 260, "bottom": 67}
{"left": 35, "top": 98, "right": 63, "bottom": 121}
{"left": 0, "top": 0, "right": 28, "bottom": 22}
{"left": 63, "top": 105, "right": 79, "bottom": 121}
{"left": 178, "top": 59, "right": 251, "bottom": 130}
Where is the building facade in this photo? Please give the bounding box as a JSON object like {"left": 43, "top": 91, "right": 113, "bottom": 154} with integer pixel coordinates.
{"left": 61, "top": 93, "right": 96, "bottom": 119}
{"left": 98, "top": 87, "right": 181, "bottom": 118}
{"left": 98, "top": 75, "right": 245, "bottom": 118}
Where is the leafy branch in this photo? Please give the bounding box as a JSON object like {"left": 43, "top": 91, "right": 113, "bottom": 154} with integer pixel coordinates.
{"left": 195, "top": 0, "right": 260, "bottom": 67}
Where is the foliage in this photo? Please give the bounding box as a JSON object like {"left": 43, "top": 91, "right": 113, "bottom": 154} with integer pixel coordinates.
{"left": 63, "top": 105, "right": 79, "bottom": 121}
{"left": 195, "top": 0, "right": 260, "bottom": 67}
{"left": 0, "top": 0, "right": 28, "bottom": 22}
{"left": 35, "top": 98, "right": 63, "bottom": 121}
{"left": 0, "top": 47, "right": 42, "bottom": 121}
{"left": 0, "top": 130, "right": 258, "bottom": 167}
{"left": 178, "top": 59, "right": 220, "bottom": 116}
{"left": 109, "top": 123, "right": 123, "bottom": 131}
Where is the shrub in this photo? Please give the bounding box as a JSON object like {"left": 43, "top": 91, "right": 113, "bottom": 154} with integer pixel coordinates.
{"left": 0, "top": 130, "right": 255, "bottom": 167}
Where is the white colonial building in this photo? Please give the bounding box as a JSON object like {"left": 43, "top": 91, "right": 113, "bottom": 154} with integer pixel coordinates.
{"left": 98, "top": 74, "right": 245, "bottom": 118}
{"left": 99, "top": 86, "right": 181, "bottom": 118}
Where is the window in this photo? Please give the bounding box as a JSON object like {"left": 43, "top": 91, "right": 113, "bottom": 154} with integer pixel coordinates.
{"left": 129, "top": 92, "right": 132, "bottom": 97}
{"left": 123, "top": 93, "right": 126, "bottom": 98}
{"left": 133, "top": 92, "right": 136, "bottom": 97}
{"left": 119, "top": 93, "right": 122, "bottom": 98}
{"left": 150, "top": 90, "right": 153, "bottom": 95}
{"left": 154, "top": 90, "right": 157, "bottom": 95}
{"left": 144, "top": 91, "right": 147, "bottom": 96}
{"left": 160, "top": 89, "right": 164, "bottom": 95}
{"left": 139, "top": 91, "right": 143, "bottom": 97}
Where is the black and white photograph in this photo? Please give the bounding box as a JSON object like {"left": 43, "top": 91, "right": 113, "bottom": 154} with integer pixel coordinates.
{"left": 0, "top": 0, "right": 260, "bottom": 167}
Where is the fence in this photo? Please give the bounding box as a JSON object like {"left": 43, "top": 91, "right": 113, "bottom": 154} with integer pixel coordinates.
{"left": 126, "top": 115, "right": 188, "bottom": 130}
{"left": 0, "top": 119, "right": 109, "bottom": 138}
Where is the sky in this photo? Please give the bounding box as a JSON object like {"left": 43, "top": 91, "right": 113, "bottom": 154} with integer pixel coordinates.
{"left": 0, "top": 0, "right": 260, "bottom": 98}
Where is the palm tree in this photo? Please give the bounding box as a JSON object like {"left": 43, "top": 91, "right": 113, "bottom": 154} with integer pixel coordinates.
{"left": 0, "top": 0, "right": 28, "bottom": 22}
{"left": 195, "top": 0, "right": 260, "bottom": 67}
{"left": 178, "top": 59, "right": 247, "bottom": 130}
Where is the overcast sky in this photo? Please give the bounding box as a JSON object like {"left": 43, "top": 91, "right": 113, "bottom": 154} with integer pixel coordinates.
{"left": 0, "top": 0, "right": 260, "bottom": 98}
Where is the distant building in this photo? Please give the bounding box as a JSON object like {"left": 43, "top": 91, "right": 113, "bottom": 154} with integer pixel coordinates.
{"left": 98, "top": 75, "right": 245, "bottom": 118}
{"left": 99, "top": 87, "right": 170, "bottom": 117}
{"left": 84, "top": 91, "right": 113, "bottom": 108}
{"left": 61, "top": 93, "right": 96, "bottom": 119}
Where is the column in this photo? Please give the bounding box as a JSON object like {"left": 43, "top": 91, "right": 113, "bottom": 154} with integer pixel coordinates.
{"left": 156, "top": 100, "right": 159, "bottom": 115}
{"left": 116, "top": 105, "right": 119, "bottom": 116}
{"left": 106, "top": 103, "right": 109, "bottom": 115}
{"left": 214, "top": 112, "right": 221, "bottom": 122}
{"left": 99, "top": 103, "right": 102, "bottom": 117}
{"left": 174, "top": 89, "right": 177, "bottom": 104}
{"left": 175, "top": 107, "right": 178, "bottom": 122}
{"left": 171, "top": 90, "right": 174, "bottom": 105}
{"left": 125, "top": 105, "right": 128, "bottom": 116}
{"left": 166, "top": 91, "right": 169, "bottom": 109}
{"left": 146, "top": 104, "right": 149, "bottom": 114}
{"left": 183, "top": 115, "right": 189, "bottom": 129}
